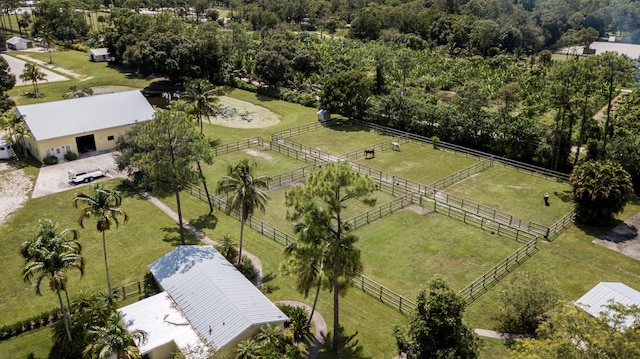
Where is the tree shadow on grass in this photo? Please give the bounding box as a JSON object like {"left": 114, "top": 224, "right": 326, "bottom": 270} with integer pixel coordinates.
{"left": 553, "top": 190, "right": 573, "bottom": 203}
{"left": 325, "top": 121, "right": 370, "bottom": 133}
{"left": 574, "top": 219, "right": 625, "bottom": 239}
{"left": 161, "top": 226, "right": 200, "bottom": 246}
{"left": 189, "top": 213, "right": 218, "bottom": 231}
{"left": 318, "top": 327, "right": 370, "bottom": 359}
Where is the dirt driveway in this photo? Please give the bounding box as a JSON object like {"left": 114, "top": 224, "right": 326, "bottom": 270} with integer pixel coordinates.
{"left": 32, "top": 152, "right": 126, "bottom": 198}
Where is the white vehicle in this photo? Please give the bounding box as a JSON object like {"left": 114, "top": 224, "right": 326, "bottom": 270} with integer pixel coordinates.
{"left": 68, "top": 168, "right": 106, "bottom": 184}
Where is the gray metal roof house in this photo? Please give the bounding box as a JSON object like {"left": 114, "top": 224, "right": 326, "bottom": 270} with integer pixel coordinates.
{"left": 16, "top": 90, "right": 154, "bottom": 162}
{"left": 88, "top": 48, "right": 110, "bottom": 62}
{"left": 7, "top": 36, "right": 33, "bottom": 50}
{"left": 576, "top": 282, "right": 640, "bottom": 329}
{"left": 119, "top": 245, "right": 288, "bottom": 359}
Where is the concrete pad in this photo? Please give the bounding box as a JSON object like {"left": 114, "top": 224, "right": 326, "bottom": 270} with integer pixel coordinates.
{"left": 593, "top": 214, "right": 640, "bottom": 261}
{"left": 1, "top": 54, "right": 69, "bottom": 85}
{"left": 32, "top": 152, "right": 126, "bottom": 198}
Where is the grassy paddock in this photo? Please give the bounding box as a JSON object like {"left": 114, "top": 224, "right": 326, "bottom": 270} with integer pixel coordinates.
{"left": 355, "top": 210, "right": 522, "bottom": 299}
{"left": 0, "top": 179, "right": 190, "bottom": 325}
{"left": 292, "top": 122, "right": 390, "bottom": 154}
{"left": 446, "top": 164, "right": 574, "bottom": 225}
{"left": 255, "top": 186, "right": 398, "bottom": 235}
{"left": 202, "top": 148, "right": 307, "bottom": 186}
{"left": 355, "top": 141, "right": 480, "bottom": 184}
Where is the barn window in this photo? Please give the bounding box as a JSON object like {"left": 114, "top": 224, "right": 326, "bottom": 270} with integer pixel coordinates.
{"left": 107, "top": 135, "right": 115, "bottom": 141}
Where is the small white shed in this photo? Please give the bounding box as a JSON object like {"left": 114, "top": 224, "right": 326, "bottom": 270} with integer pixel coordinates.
{"left": 317, "top": 109, "right": 330, "bottom": 122}
{"left": 577, "top": 282, "right": 640, "bottom": 329}
{"left": 7, "top": 37, "right": 33, "bottom": 50}
{"left": 0, "top": 139, "right": 13, "bottom": 159}
{"left": 88, "top": 48, "right": 110, "bottom": 62}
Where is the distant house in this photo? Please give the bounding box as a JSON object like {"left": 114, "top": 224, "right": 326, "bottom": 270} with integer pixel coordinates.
{"left": 119, "top": 246, "right": 288, "bottom": 359}
{"left": 577, "top": 282, "right": 640, "bottom": 329}
{"left": 16, "top": 90, "right": 155, "bottom": 162}
{"left": 7, "top": 36, "right": 33, "bottom": 50}
{"left": 88, "top": 48, "right": 110, "bottom": 62}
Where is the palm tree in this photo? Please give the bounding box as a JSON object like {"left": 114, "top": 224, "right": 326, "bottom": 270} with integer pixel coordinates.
{"left": 83, "top": 312, "right": 147, "bottom": 359}
{"left": 216, "top": 159, "right": 269, "bottom": 264}
{"left": 0, "top": 112, "right": 31, "bottom": 159}
{"left": 21, "top": 219, "right": 84, "bottom": 344}
{"left": 74, "top": 184, "right": 128, "bottom": 297}
{"left": 19, "top": 63, "right": 47, "bottom": 98}
{"left": 37, "top": 27, "right": 57, "bottom": 64}
{"left": 235, "top": 339, "right": 260, "bottom": 359}
{"left": 181, "top": 78, "right": 222, "bottom": 135}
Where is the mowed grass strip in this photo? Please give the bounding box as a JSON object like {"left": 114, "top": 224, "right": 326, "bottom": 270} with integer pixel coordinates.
{"left": 292, "top": 122, "right": 390, "bottom": 154}
{"left": 355, "top": 141, "right": 480, "bottom": 184}
{"left": 0, "top": 179, "right": 192, "bottom": 326}
{"left": 160, "top": 191, "right": 408, "bottom": 359}
{"left": 446, "top": 164, "right": 574, "bottom": 225}
{"left": 355, "top": 210, "right": 522, "bottom": 299}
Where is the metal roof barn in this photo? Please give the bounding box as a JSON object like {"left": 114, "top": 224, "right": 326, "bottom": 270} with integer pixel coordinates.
{"left": 16, "top": 90, "right": 154, "bottom": 141}
{"left": 576, "top": 282, "right": 640, "bottom": 329}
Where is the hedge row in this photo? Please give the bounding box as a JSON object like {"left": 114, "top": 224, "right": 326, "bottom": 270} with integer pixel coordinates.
{"left": 0, "top": 308, "right": 62, "bottom": 342}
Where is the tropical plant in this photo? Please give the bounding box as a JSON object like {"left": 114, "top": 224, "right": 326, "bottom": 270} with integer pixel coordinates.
{"left": 284, "top": 161, "right": 375, "bottom": 354}
{"left": 394, "top": 278, "right": 482, "bottom": 359}
{"left": 216, "top": 159, "right": 269, "bottom": 264}
{"left": 83, "top": 311, "right": 147, "bottom": 359}
{"left": 21, "top": 219, "right": 84, "bottom": 344}
{"left": 19, "top": 63, "right": 47, "bottom": 97}
{"left": 235, "top": 338, "right": 260, "bottom": 359}
{"left": 570, "top": 160, "right": 634, "bottom": 226}
{"left": 74, "top": 184, "right": 128, "bottom": 296}
{"left": 181, "top": 78, "right": 222, "bottom": 134}
{"left": 0, "top": 112, "right": 30, "bottom": 158}
{"left": 215, "top": 234, "right": 238, "bottom": 262}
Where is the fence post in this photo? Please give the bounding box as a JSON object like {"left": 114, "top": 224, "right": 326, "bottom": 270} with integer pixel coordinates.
{"left": 361, "top": 276, "right": 364, "bottom": 290}
{"left": 122, "top": 286, "right": 126, "bottom": 299}
{"left": 399, "top": 297, "right": 403, "bottom": 313}
{"left": 379, "top": 286, "right": 383, "bottom": 301}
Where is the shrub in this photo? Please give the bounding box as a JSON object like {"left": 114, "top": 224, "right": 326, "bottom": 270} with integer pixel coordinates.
{"left": 432, "top": 136, "right": 440, "bottom": 149}
{"left": 143, "top": 272, "right": 160, "bottom": 297}
{"left": 235, "top": 255, "right": 255, "bottom": 281}
{"left": 277, "top": 303, "right": 310, "bottom": 343}
{"left": 43, "top": 155, "right": 59, "bottom": 165}
{"left": 66, "top": 43, "right": 90, "bottom": 52}
{"left": 64, "top": 151, "right": 78, "bottom": 161}
{"left": 215, "top": 234, "right": 238, "bottom": 262}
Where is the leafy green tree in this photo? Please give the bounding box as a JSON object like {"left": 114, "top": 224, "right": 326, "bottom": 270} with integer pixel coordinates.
{"left": 21, "top": 219, "right": 84, "bottom": 344}
{"left": 284, "top": 161, "right": 375, "bottom": 354}
{"left": 216, "top": 159, "right": 269, "bottom": 264}
{"left": 570, "top": 160, "right": 634, "bottom": 226}
{"left": 599, "top": 52, "right": 634, "bottom": 151}
{"left": 19, "top": 63, "right": 47, "bottom": 97}
{"left": 511, "top": 302, "right": 640, "bottom": 358}
{"left": 605, "top": 134, "right": 640, "bottom": 193}
{"left": 132, "top": 108, "right": 214, "bottom": 244}
{"left": 83, "top": 311, "right": 147, "bottom": 359}
{"left": 394, "top": 278, "right": 482, "bottom": 359}
{"left": 321, "top": 70, "right": 372, "bottom": 121}
{"left": 495, "top": 272, "right": 560, "bottom": 335}
{"left": 0, "top": 54, "right": 15, "bottom": 111}
{"left": 253, "top": 49, "right": 291, "bottom": 88}
{"left": 215, "top": 234, "right": 238, "bottom": 262}
{"left": 74, "top": 184, "right": 128, "bottom": 296}
{"left": 0, "top": 113, "right": 30, "bottom": 158}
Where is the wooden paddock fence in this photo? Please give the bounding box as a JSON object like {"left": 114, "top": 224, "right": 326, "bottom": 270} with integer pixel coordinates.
{"left": 212, "top": 137, "right": 264, "bottom": 156}
{"left": 271, "top": 119, "right": 335, "bottom": 140}
{"left": 427, "top": 159, "right": 493, "bottom": 190}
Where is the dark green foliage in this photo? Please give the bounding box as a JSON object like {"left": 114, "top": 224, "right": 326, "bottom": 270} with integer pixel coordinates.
{"left": 0, "top": 308, "right": 62, "bottom": 342}
{"left": 63, "top": 152, "right": 78, "bottom": 161}
{"left": 215, "top": 234, "right": 238, "bottom": 262}
{"left": 495, "top": 272, "right": 560, "bottom": 335}
{"left": 276, "top": 303, "right": 311, "bottom": 343}
{"left": 395, "top": 278, "right": 482, "bottom": 359}
{"left": 321, "top": 70, "right": 372, "bottom": 121}
{"left": 570, "top": 160, "right": 634, "bottom": 226}
{"left": 43, "top": 155, "right": 58, "bottom": 165}
{"left": 143, "top": 272, "right": 160, "bottom": 298}
{"left": 235, "top": 255, "right": 255, "bottom": 281}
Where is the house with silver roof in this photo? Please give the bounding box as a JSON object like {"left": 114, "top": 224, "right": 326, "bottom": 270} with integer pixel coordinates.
{"left": 118, "top": 245, "right": 288, "bottom": 359}
{"left": 88, "top": 48, "right": 110, "bottom": 62}
{"left": 16, "top": 90, "right": 154, "bottom": 162}
{"left": 6, "top": 36, "right": 33, "bottom": 50}
{"left": 576, "top": 282, "right": 640, "bottom": 330}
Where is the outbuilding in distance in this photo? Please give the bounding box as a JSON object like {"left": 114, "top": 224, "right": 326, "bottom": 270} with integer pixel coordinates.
{"left": 16, "top": 90, "right": 155, "bottom": 163}
{"left": 88, "top": 47, "right": 111, "bottom": 62}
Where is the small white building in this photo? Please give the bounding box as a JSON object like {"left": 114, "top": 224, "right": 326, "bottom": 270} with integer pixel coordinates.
{"left": 88, "top": 48, "right": 110, "bottom": 62}
{"left": 7, "top": 36, "right": 33, "bottom": 50}
{"left": 119, "top": 246, "right": 288, "bottom": 359}
{"left": 577, "top": 282, "right": 640, "bottom": 329}
{"left": 0, "top": 139, "right": 13, "bottom": 159}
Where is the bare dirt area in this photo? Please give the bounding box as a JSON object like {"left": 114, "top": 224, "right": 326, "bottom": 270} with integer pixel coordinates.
{"left": 244, "top": 148, "right": 273, "bottom": 160}
{"left": 593, "top": 214, "right": 640, "bottom": 261}
{"left": 208, "top": 96, "right": 280, "bottom": 128}
{"left": 0, "top": 162, "right": 33, "bottom": 225}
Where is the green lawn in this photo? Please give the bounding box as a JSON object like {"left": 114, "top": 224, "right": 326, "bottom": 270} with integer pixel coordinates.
{"left": 355, "top": 141, "right": 480, "bottom": 184}
{"left": 292, "top": 122, "right": 390, "bottom": 154}
{"left": 446, "top": 164, "right": 574, "bottom": 225}
{"left": 0, "top": 326, "right": 53, "bottom": 359}
{"left": 0, "top": 179, "right": 192, "bottom": 326}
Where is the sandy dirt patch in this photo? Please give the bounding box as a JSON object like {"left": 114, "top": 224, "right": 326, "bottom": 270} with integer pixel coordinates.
{"left": 244, "top": 148, "right": 273, "bottom": 160}
{"left": 593, "top": 214, "right": 640, "bottom": 261}
{"left": 0, "top": 162, "right": 33, "bottom": 225}
{"left": 208, "top": 96, "right": 280, "bottom": 128}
